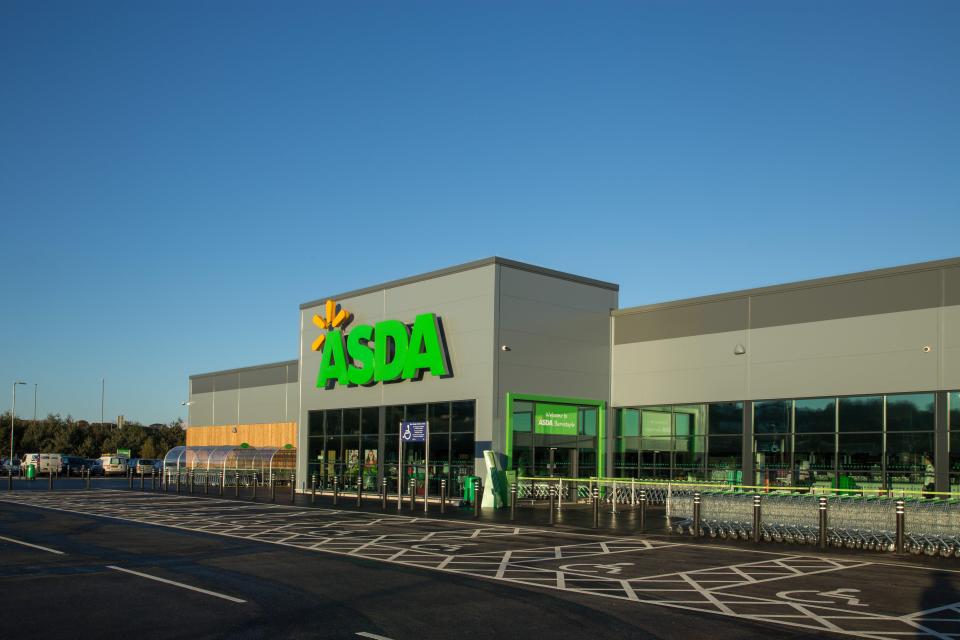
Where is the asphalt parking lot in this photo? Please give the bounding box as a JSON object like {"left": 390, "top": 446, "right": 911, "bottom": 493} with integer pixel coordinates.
{"left": 3, "top": 488, "right": 960, "bottom": 639}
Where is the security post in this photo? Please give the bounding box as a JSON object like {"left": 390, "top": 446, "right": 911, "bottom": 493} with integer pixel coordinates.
{"left": 752, "top": 494, "right": 761, "bottom": 543}
{"left": 472, "top": 477, "right": 480, "bottom": 519}
{"left": 638, "top": 489, "right": 646, "bottom": 533}
{"left": 219, "top": 469, "right": 225, "bottom": 497}
{"left": 332, "top": 475, "right": 338, "bottom": 505}
{"left": 49, "top": 468, "right": 53, "bottom": 490}
{"left": 380, "top": 477, "right": 387, "bottom": 511}
{"left": 311, "top": 474, "right": 317, "bottom": 505}
{"left": 235, "top": 471, "right": 241, "bottom": 498}
{"left": 510, "top": 482, "right": 517, "bottom": 521}
{"left": 128, "top": 468, "right": 132, "bottom": 489}
{"left": 290, "top": 471, "right": 296, "bottom": 504}
{"left": 7, "top": 468, "right": 11, "bottom": 491}
{"left": 548, "top": 483, "right": 555, "bottom": 525}
{"left": 692, "top": 491, "right": 701, "bottom": 537}
{"left": 140, "top": 469, "right": 145, "bottom": 491}
{"left": 592, "top": 485, "right": 600, "bottom": 529}
{"left": 896, "top": 499, "right": 905, "bottom": 554}
{"left": 356, "top": 469, "right": 362, "bottom": 508}
{"left": 271, "top": 473, "right": 277, "bottom": 502}
{"left": 818, "top": 496, "right": 828, "bottom": 548}
{"left": 409, "top": 477, "right": 416, "bottom": 513}
{"left": 151, "top": 469, "right": 156, "bottom": 491}
{"left": 440, "top": 478, "right": 446, "bottom": 514}
{"left": 176, "top": 468, "right": 181, "bottom": 494}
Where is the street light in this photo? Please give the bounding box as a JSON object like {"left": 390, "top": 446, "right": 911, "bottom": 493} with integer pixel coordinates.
{"left": 10, "top": 381, "right": 26, "bottom": 467}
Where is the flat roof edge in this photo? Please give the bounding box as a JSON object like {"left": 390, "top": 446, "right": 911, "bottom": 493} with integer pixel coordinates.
{"left": 190, "top": 359, "right": 298, "bottom": 380}
{"left": 614, "top": 255, "right": 960, "bottom": 316}
{"left": 299, "top": 256, "right": 618, "bottom": 309}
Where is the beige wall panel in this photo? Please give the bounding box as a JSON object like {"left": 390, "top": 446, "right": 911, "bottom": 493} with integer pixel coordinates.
{"left": 613, "top": 367, "right": 748, "bottom": 407}
{"left": 613, "top": 330, "right": 749, "bottom": 376}
{"left": 943, "top": 305, "right": 960, "bottom": 389}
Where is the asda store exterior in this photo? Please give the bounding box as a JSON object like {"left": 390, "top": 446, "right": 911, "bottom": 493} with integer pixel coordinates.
{"left": 187, "top": 255, "right": 960, "bottom": 498}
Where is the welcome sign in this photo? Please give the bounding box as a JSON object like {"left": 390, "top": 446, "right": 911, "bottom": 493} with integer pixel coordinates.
{"left": 534, "top": 403, "right": 579, "bottom": 435}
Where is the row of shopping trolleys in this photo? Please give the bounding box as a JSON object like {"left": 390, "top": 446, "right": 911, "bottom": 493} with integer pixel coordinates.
{"left": 668, "top": 491, "right": 960, "bottom": 557}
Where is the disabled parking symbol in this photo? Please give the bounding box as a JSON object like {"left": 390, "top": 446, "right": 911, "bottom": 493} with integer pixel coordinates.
{"left": 776, "top": 588, "right": 867, "bottom": 607}
{"left": 558, "top": 562, "right": 634, "bottom": 575}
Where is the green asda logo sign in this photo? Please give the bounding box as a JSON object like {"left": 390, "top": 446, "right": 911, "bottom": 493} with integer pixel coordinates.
{"left": 311, "top": 299, "right": 452, "bottom": 389}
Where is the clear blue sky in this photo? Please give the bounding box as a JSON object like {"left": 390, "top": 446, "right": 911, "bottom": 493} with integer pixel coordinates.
{"left": 1, "top": 1, "right": 957, "bottom": 424}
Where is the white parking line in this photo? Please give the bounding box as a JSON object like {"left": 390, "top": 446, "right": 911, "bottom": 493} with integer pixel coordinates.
{"left": 0, "top": 535, "right": 65, "bottom": 555}
{"left": 356, "top": 632, "right": 395, "bottom": 640}
{"left": 106, "top": 565, "right": 246, "bottom": 603}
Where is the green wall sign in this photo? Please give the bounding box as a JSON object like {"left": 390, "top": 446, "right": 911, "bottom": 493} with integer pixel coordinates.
{"left": 316, "top": 310, "right": 451, "bottom": 390}
{"left": 534, "top": 403, "right": 579, "bottom": 435}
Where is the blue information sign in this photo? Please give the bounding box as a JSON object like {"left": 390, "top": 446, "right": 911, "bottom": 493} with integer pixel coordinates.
{"left": 400, "top": 421, "right": 427, "bottom": 443}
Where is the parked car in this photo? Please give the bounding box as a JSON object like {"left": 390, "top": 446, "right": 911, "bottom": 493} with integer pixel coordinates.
{"left": 1, "top": 457, "right": 20, "bottom": 473}
{"left": 36, "top": 453, "right": 62, "bottom": 474}
{"left": 60, "top": 455, "right": 87, "bottom": 475}
{"left": 88, "top": 459, "right": 105, "bottom": 476}
{"left": 99, "top": 455, "right": 129, "bottom": 476}
{"left": 135, "top": 459, "right": 156, "bottom": 474}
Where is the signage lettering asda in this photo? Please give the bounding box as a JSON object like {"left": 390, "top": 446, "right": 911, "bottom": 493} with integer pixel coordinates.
{"left": 312, "top": 300, "right": 452, "bottom": 390}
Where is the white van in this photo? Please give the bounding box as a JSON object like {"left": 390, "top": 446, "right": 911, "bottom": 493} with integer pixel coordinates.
{"left": 38, "top": 453, "right": 62, "bottom": 474}
{"left": 21, "top": 453, "right": 40, "bottom": 470}
{"left": 100, "top": 455, "right": 129, "bottom": 476}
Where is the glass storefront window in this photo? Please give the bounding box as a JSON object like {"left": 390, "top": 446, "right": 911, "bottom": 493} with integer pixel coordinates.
{"left": 708, "top": 403, "right": 743, "bottom": 435}
{"left": 641, "top": 409, "right": 671, "bottom": 437}
{"left": 707, "top": 436, "right": 742, "bottom": 482}
{"left": 886, "top": 393, "right": 935, "bottom": 431}
{"left": 326, "top": 409, "right": 342, "bottom": 436}
{"left": 838, "top": 396, "right": 883, "bottom": 432}
{"left": 887, "top": 432, "right": 934, "bottom": 491}
{"left": 428, "top": 403, "right": 451, "bottom": 433}
{"left": 361, "top": 407, "right": 379, "bottom": 434}
{"left": 838, "top": 432, "right": 882, "bottom": 487}
{"left": 308, "top": 411, "right": 323, "bottom": 438}
{"left": 794, "top": 432, "right": 835, "bottom": 486}
{"left": 452, "top": 401, "right": 475, "bottom": 432}
{"left": 795, "top": 398, "right": 835, "bottom": 433}
{"left": 755, "top": 434, "right": 790, "bottom": 486}
{"left": 754, "top": 400, "right": 790, "bottom": 434}
{"left": 579, "top": 407, "right": 598, "bottom": 436}
{"left": 618, "top": 409, "right": 640, "bottom": 438}
{"left": 384, "top": 406, "right": 403, "bottom": 434}
{"left": 343, "top": 408, "right": 360, "bottom": 436}
{"left": 512, "top": 401, "right": 533, "bottom": 433}
{"left": 950, "top": 392, "right": 960, "bottom": 430}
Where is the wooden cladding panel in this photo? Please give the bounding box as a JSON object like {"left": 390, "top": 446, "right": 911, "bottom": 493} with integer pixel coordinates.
{"left": 186, "top": 422, "right": 297, "bottom": 448}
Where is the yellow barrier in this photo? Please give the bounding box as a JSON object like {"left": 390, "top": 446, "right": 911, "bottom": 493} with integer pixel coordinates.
{"left": 514, "top": 476, "right": 960, "bottom": 498}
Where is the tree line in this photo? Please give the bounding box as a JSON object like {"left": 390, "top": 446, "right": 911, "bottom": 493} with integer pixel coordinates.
{"left": 1, "top": 413, "right": 186, "bottom": 461}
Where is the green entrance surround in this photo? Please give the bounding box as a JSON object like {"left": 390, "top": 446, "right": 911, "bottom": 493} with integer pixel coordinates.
{"left": 505, "top": 392, "right": 606, "bottom": 478}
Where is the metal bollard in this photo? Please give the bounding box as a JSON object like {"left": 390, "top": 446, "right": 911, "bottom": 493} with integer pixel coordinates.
{"left": 235, "top": 472, "right": 240, "bottom": 499}
{"left": 290, "top": 472, "right": 296, "bottom": 504}
{"left": 380, "top": 477, "right": 387, "bottom": 511}
{"left": 250, "top": 474, "right": 257, "bottom": 501}
{"left": 818, "top": 496, "right": 828, "bottom": 549}
{"left": 140, "top": 470, "right": 145, "bottom": 491}
{"left": 151, "top": 469, "right": 156, "bottom": 491}
{"left": 271, "top": 476, "right": 277, "bottom": 502}
{"left": 896, "top": 499, "right": 905, "bottom": 554}
{"left": 204, "top": 471, "right": 209, "bottom": 495}
{"left": 692, "top": 492, "right": 701, "bottom": 537}
{"left": 332, "top": 476, "right": 338, "bottom": 506}
{"left": 49, "top": 470, "right": 53, "bottom": 490}
{"left": 752, "top": 494, "right": 761, "bottom": 543}
{"left": 356, "top": 470, "right": 362, "bottom": 508}
{"left": 592, "top": 486, "right": 600, "bottom": 529}
{"left": 86, "top": 467, "right": 91, "bottom": 490}
{"left": 189, "top": 470, "right": 195, "bottom": 495}
{"left": 548, "top": 484, "right": 555, "bottom": 525}
{"left": 219, "top": 470, "right": 225, "bottom": 497}
{"left": 7, "top": 468, "right": 12, "bottom": 491}
{"left": 440, "top": 478, "right": 446, "bottom": 514}
{"left": 176, "top": 471, "right": 182, "bottom": 494}
{"left": 638, "top": 489, "right": 646, "bottom": 533}
{"left": 510, "top": 483, "right": 517, "bottom": 521}
{"left": 311, "top": 474, "right": 317, "bottom": 505}
{"left": 409, "top": 478, "right": 416, "bottom": 513}
{"left": 472, "top": 478, "right": 481, "bottom": 519}
{"left": 128, "top": 469, "right": 133, "bottom": 489}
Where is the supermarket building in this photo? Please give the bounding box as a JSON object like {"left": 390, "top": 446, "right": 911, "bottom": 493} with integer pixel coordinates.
{"left": 186, "top": 256, "right": 960, "bottom": 495}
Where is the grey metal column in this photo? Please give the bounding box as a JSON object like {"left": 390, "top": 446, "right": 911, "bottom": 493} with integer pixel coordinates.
{"left": 741, "top": 400, "right": 754, "bottom": 487}
{"left": 936, "top": 391, "right": 949, "bottom": 493}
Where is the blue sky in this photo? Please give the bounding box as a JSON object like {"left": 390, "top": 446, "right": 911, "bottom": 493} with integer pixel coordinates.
{"left": 1, "top": 1, "right": 957, "bottom": 424}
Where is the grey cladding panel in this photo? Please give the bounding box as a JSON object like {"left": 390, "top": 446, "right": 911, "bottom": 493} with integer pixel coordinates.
{"left": 614, "top": 298, "right": 747, "bottom": 344}
{"left": 946, "top": 267, "right": 960, "bottom": 306}
{"left": 214, "top": 372, "right": 239, "bottom": 392}
{"left": 751, "top": 269, "right": 941, "bottom": 329}
{"left": 192, "top": 377, "right": 213, "bottom": 394}
{"left": 286, "top": 363, "right": 298, "bottom": 384}
{"left": 238, "top": 366, "right": 286, "bottom": 388}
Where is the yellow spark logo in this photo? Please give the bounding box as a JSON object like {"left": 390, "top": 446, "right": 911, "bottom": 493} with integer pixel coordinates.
{"left": 311, "top": 299, "right": 351, "bottom": 351}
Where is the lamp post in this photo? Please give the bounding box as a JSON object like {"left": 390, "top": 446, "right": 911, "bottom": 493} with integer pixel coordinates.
{"left": 10, "top": 381, "right": 26, "bottom": 468}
